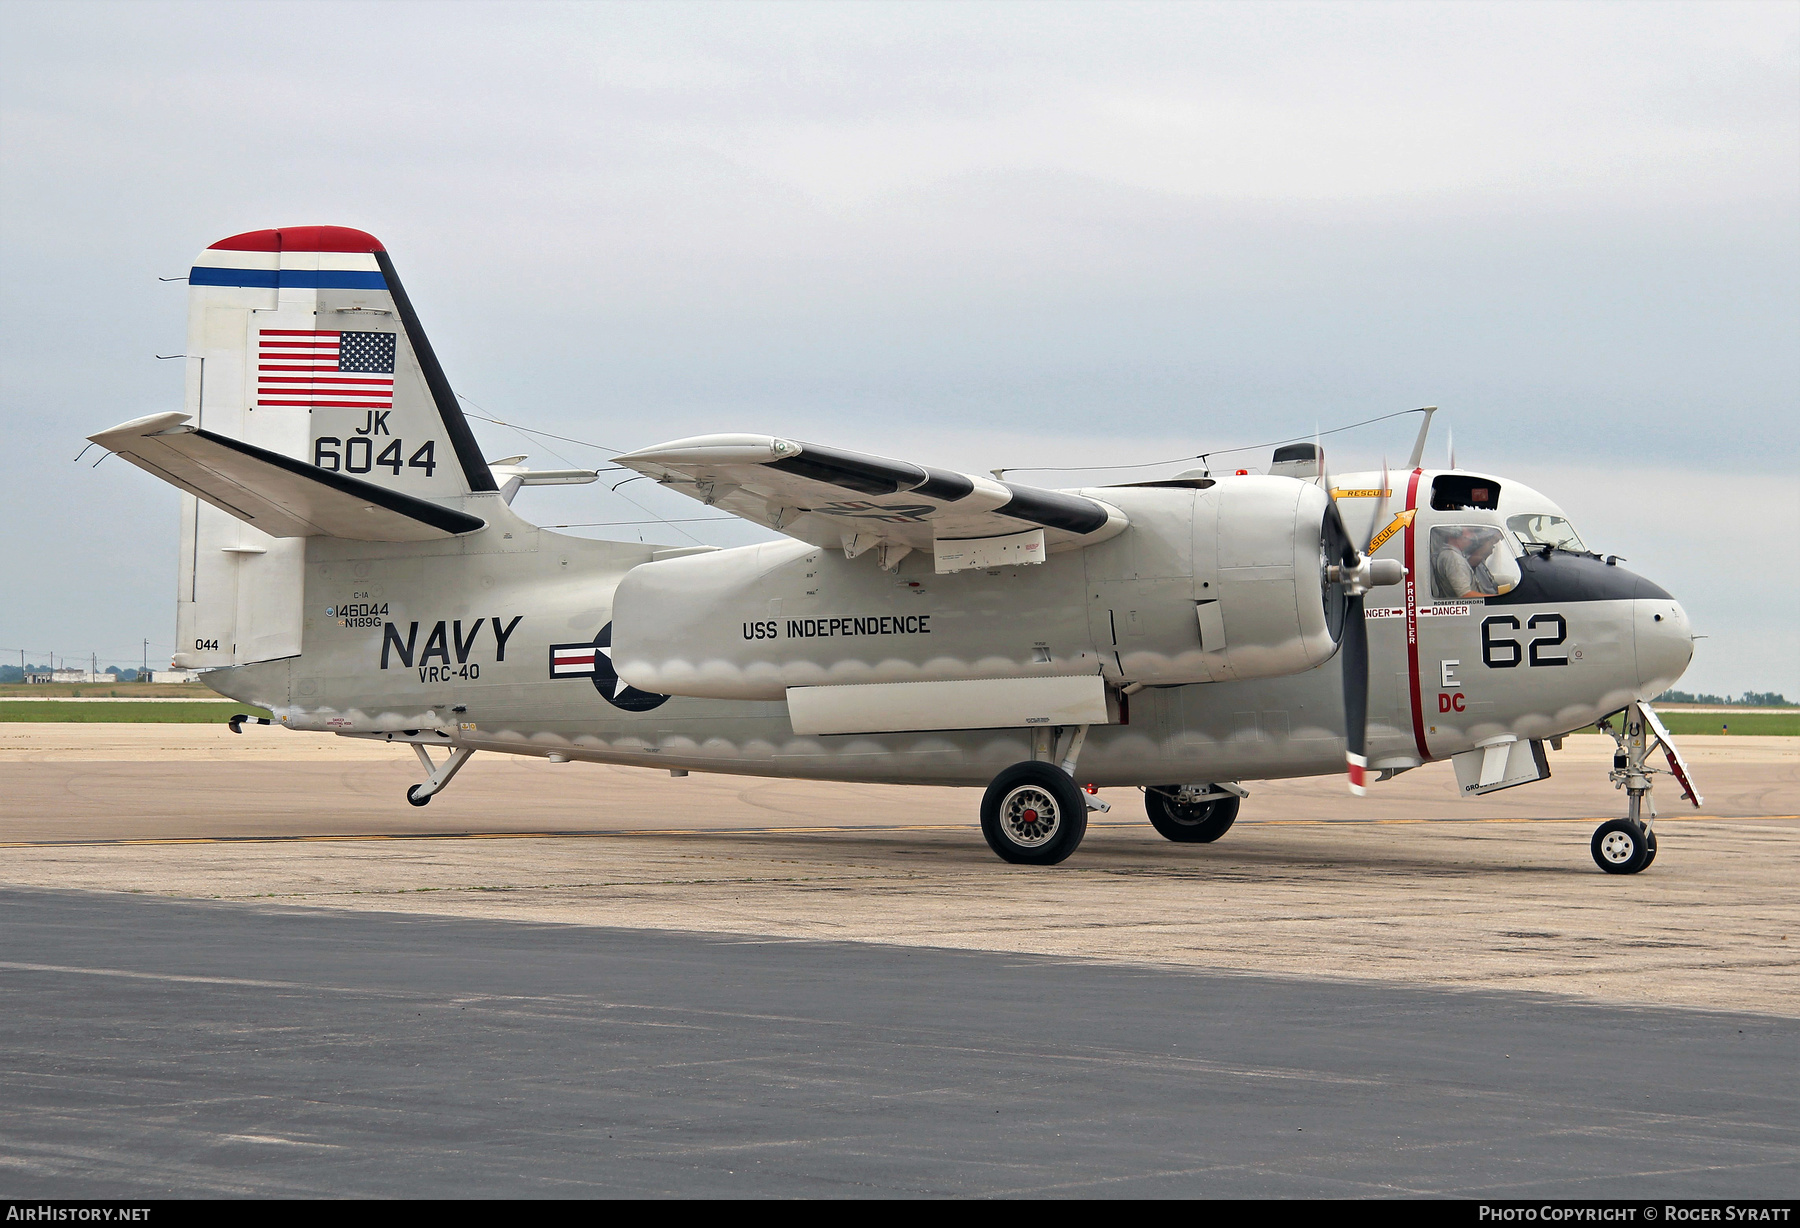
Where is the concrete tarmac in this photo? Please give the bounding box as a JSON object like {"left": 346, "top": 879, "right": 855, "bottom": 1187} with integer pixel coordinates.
{"left": 1, "top": 725, "right": 1796, "bottom": 1196}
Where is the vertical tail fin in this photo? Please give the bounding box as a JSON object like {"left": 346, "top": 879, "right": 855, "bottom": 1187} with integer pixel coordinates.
{"left": 175, "top": 225, "right": 495, "bottom": 668}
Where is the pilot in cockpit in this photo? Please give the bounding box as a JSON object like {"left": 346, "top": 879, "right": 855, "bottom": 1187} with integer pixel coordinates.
{"left": 1434, "top": 525, "right": 1507, "bottom": 599}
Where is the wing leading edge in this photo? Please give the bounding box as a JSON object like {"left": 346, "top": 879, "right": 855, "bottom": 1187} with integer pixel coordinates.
{"left": 617, "top": 434, "right": 1126, "bottom": 570}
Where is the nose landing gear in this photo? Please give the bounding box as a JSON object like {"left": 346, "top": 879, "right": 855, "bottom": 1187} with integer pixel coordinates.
{"left": 1590, "top": 700, "right": 1697, "bottom": 874}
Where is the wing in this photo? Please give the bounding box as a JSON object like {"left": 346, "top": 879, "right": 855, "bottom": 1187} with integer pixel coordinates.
{"left": 617, "top": 434, "right": 1126, "bottom": 571}
{"left": 90, "top": 412, "right": 485, "bottom": 541}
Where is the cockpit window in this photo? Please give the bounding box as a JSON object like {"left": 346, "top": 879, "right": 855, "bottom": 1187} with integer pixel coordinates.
{"left": 1431, "top": 475, "right": 1500, "bottom": 511}
{"left": 1431, "top": 525, "right": 1521, "bottom": 599}
{"left": 1508, "top": 513, "right": 1587, "bottom": 553}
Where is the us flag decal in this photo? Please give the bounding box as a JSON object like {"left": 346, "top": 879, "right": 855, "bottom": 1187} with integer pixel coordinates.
{"left": 257, "top": 329, "right": 396, "bottom": 410}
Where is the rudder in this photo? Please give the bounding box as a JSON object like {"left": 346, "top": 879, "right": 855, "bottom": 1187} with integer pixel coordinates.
{"left": 174, "top": 225, "right": 495, "bottom": 668}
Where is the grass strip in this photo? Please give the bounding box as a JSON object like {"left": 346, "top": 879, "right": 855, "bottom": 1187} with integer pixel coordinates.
{"left": 1580, "top": 712, "right": 1799, "bottom": 737}
{"left": 0, "top": 702, "right": 273, "bottom": 723}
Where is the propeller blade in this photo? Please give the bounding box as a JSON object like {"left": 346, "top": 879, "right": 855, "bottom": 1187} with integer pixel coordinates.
{"left": 1342, "top": 591, "right": 1369, "bottom": 795}
{"left": 1316, "top": 434, "right": 1359, "bottom": 570}
{"left": 1363, "top": 457, "right": 1391, "bottom": 555}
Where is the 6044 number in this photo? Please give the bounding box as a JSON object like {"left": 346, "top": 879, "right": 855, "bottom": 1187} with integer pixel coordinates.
{"left": 314, "top": 437, "right": 436, "bottom": 477}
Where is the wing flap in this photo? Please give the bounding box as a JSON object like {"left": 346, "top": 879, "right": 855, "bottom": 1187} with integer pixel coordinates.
{"left": 90, "top": 412, "right": 485, "bottom": 541}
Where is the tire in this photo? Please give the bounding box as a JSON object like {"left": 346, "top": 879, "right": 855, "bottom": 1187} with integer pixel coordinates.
{"left": 1145, "top": 787, "right": 1241, "bottom": 843}
{"left": 406, "top": 785, "right": 432, "bottom": 808}
{"left": 1591, "top": 818, "right": 1652, "bottom": 874}
{"left": 1642, "top": 825, "right": 1658, "bottom": 868}
{"left": 980, "top": 762, "right": 1089, "bottom": 865}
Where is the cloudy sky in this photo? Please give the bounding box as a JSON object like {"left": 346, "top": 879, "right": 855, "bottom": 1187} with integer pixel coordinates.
{"left": 2, "top": 0, "right": 1795, "bottom": 692}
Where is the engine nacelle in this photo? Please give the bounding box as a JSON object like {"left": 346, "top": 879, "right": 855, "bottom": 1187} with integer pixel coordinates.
{"left": 610, "top": 477, "right": 1344, "bottom": 702}
{"left": 1086, "top": 476, "right": 1342, "bottom": 686}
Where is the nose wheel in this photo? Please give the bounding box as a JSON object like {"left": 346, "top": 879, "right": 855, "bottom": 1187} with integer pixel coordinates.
{"left": 1591, "top": 818, "right": 1656, "bottom": 875}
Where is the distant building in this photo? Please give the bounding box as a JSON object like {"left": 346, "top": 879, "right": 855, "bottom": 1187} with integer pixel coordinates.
{"left": 150, "top": 669, "right": 202, "bottom": 684}
{"left": 25, "top": 670, "right": 54, "bottom": 684}
{"left": 50, "top": 668, "right": 108, "bottom": 684}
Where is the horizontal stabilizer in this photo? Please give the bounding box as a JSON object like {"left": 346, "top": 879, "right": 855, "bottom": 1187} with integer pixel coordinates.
{"left": 89, "top": 412, "right": 485, "bottom": 541}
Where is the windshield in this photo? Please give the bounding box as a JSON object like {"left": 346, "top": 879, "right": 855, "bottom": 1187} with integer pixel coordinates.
{"left": 1508, "top": 513, "right": 1587, "bottom": 553}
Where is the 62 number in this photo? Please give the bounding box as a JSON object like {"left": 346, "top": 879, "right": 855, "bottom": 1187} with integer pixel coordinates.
{"left": 1482, "top": 614, "right": 1568, "bottom": 668}
{"left": 314, "top": 437, "right": 437, "bottom": 477}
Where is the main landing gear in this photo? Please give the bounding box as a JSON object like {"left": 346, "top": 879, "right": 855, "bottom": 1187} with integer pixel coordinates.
{"left": 1144, "top": 784, "right": 1244, "bottom": 843}
{"left": 981, "top": 761, "right": 1089, "bottom": 865}
{"left": 980, "top": 726, "right": 1105, "bottom": 865}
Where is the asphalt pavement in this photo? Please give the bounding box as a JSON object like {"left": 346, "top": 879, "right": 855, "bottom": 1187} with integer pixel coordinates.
{"left": 1, "top": 887, "right": 1792, "bottom": 1198}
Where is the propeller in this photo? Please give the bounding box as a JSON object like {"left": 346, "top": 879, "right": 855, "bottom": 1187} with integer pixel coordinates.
{"left": 1321, "top": 454, "right": 1404, "bottom": 795}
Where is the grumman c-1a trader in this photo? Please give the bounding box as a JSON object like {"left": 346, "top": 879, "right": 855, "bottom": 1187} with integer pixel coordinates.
{"left": 88, "top": 226, "right": 1703, "bottom": 874}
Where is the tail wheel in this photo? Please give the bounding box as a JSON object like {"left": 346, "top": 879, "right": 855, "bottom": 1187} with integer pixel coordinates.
{"left": 1591, "top": 818, "right": 1653, "bottom": 874}
{"left": 1145, "top": 787, "right": 1240, "bottom": 843}
{"left": 980, "top": 762, "right": 1089, "bottom": 865}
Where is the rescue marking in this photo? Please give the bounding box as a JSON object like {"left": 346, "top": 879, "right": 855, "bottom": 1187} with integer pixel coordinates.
{"left": 1366, "top": 507, "right": 1416, "bottom": 554}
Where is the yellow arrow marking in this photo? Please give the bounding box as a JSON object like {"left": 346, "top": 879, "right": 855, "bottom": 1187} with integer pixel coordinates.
{"left": 1366, "top": 508, "right": 1416, "bottom": 554}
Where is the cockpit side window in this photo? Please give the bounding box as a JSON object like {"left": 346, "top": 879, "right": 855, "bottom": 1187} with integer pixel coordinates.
{"left": 1508, "top": 512, "right": 1587, "bottom": 554}
{"left": 1431, "top": 475, "right": 1501, "bottom": 511}
{"left": 1430, "top": 524, "right": 1522, "bottom": 599}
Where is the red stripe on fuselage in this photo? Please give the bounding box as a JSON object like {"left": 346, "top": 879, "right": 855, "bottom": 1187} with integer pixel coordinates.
{"left": 1404, "top": 467, "right": 1430, "bottom": 761}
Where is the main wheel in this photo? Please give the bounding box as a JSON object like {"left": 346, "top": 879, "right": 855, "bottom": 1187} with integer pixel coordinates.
{"left": 1591, "top": 818, "right": 1652, "bottom": 874}
{"left": 1145, "top": 787, "right": 1241, "bottom": 843}
{"left": 980, "top": 762, "right": 1089, "bottom": 865}
{"left": 406, "top": 784, "right": 432, "bottom": 808}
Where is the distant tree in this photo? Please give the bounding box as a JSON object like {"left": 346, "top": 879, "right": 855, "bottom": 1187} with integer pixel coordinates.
{"left": 0, "top": 665, "right": 20, "bottom": 684}
{"left": 1740, "top": 692, "right": 1792, "bottom": 707}
{"left": 1657, "top": 689, "right": 1791, "bottom": 707}
{"left": 1656, "top": 690, "right": 1725, "bottom": 704}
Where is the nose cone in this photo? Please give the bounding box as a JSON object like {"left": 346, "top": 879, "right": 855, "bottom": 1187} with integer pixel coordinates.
{"left": 1636, "top": 597, "right": 1694, "bottom": 697}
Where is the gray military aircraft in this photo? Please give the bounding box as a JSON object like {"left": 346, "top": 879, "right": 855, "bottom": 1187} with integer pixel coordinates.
{"left": 90, "top": 225, "right": 1703, "bottom": 875}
